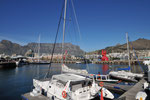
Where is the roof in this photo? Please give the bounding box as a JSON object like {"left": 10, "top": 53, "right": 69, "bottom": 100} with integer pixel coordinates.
{"left": 52, "top": 73, "right": 86, "bottom": 83}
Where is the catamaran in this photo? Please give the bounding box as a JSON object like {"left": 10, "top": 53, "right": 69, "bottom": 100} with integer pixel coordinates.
{"left": 30, "top": 73, "right": 114, "bottom": 100}
{"left": 28, "top": 0, "right": 114, "bottom": 100}
{"left": 109, "top": 33, "right": 143, "bottom": 82}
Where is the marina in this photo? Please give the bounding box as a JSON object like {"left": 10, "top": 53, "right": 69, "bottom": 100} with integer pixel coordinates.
{"left": 0, "top": 63, "right": 146, "bottom": 100}
{"left": 0, "top": 0, "right": 150, "bottom": 99}
{"left": 22, "top": 80, "right": 133, "bottom": 100}
{"left": 20, "top": 60, "right": 147, "bottom": 100}
{"left": 21, "top": 65, "right": 146, "bottom": 100}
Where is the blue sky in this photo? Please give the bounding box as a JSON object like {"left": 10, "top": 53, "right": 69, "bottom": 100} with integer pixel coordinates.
{"left": 0, "top": 0, "right": 150, "bottom": 52}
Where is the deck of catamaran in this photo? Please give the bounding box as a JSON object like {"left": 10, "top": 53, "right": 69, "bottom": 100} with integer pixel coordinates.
{"left": 22, "top": 74, "right": 147, "bottom": 100}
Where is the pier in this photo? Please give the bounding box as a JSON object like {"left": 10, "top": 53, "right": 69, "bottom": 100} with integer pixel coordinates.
{"left": 117, "top": 78, "right": 146, "bottom": 100}
{"left": 22, "top": 93, "right": 49, "bottom": 100}
{"left": 28, "top": 60, "right": 144, "bottom": 65}
{"left": 52, "top": 61, "right": 84, "bottom": 64}
{"left": 93, "top": 60, "right": 144, "bottom": 65}
{"left": 95, "top": 81, "right": 133, "bottom": 93}
{"left": 29, "top": 61, "right": 81, "bottom": 64}
{"left": 102, "top": 82, "right": 132, "bottom": 93}
{"left": 0, "top": 62, "right": 16, "bottom": 69}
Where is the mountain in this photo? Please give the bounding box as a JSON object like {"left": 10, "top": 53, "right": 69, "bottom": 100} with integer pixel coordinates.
{"left": 88, "top": 38, "right": 150, "bottom": 54}
{"left": 0, "top": 40, "right": 85, "bottom": 56}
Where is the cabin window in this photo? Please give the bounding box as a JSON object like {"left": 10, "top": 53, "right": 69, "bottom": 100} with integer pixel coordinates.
{"left": 71, "top": 84, "right": 82, "bottom": 92}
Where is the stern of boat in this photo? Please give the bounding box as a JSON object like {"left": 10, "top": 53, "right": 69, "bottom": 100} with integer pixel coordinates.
{"left": 102, "top": 87, "right": 114, "bottom": 99}
{"left": 73, "top": 86, "right": 93, "bottom": 100}
{"left": 90, "top": 83, "right": 114, "bottom": 99}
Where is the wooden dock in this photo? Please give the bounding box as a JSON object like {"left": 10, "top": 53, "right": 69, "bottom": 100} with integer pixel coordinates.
{"left": 52, "top": 61, "right": 84, "bottom": 64}
{"left": 0, "top": 62, "right": 16, "bottom": 69}
{"left": 96, "top": 81, "right": 133, "bottom": 93}
{"left": 93, "top": 60, "right": 143, "bottom": 65}
{"left": 117, "top": 78, "right": 146, "bottom": 100}
{"left": 29, "top": 60, "right": 144, "bottom": 65}
{"left": 29, "top": 61, "right": 85, "bottom": 64}
{"left": 22, "top": 93, "right": 49, "bottom": 100}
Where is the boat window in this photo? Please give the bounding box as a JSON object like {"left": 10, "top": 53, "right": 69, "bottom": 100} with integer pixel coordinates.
{"left": 71, "top": 84, "right": 82, "bottom": 92}
{"left": 82, "top": 80, "right": 92, "bottom": 87}
{"left": 70, "top": 80, "right": 92, "bottom": 91}
{"left": 53, "top": 77, "right": 66, "bottom": 84}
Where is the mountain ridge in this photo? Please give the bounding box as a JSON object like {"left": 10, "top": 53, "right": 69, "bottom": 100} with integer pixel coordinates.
{"left": 0, "top": 40, "right": 85, "bottom": 56}
{"left": 88, "top": 38, "right": 150, "bottom": 54}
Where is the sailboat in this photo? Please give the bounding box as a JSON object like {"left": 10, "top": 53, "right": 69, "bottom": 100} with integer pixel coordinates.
{"left": 109, "top": 33, "right": 143, "bottom": 82}
{"left": 62, "top": 64, "right": 89, "bottom": 75}
{"left": 31, "top": 35, "right": 50, "bottom": 64}
{"left": 28, "top": 0, "right": 114, "bottom": 100}
{"left": 143, "top": 60, "right": 150, "bottom": 65}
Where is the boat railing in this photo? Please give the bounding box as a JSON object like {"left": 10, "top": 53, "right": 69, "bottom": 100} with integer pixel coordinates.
{"left": 95, "top": 74, "right": 110, "bottom": 81}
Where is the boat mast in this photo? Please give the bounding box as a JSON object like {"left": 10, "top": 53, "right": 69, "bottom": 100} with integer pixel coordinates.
{"left": 38, "top": 34, "right": 41, "bottom": 63}
{"left": 126, "top": 32, "right": 131, "bottom": 70}
{"left": 62, "top": 0, "right": 67, "bottom": 64}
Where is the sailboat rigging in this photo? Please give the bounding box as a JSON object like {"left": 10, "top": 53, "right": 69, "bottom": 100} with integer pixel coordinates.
{"left": 28, "top": 0, "right": 114, "bottom": 99}
{"left": 109, "top": 33, "right": 143, "bottom": 82}
{"left": 45, "top": 0, "right": 65, "bottom": 78}
{"left": 117, "top": 33, "right": 131, "bottom": 71}
{"left": 38, "top": 34, "right": 41, "bottom": 63}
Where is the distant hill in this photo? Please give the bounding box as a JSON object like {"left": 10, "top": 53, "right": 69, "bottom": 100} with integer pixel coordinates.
{"left": 0, "top": 40, "right": 85, "bottom": 56}
{"left": 88, "top": 38, "right": 150, "bottom": 54}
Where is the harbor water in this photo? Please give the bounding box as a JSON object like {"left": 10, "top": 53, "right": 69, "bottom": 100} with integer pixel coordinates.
{"left": 0, "top": 63, "right": 145, "bottom": 100}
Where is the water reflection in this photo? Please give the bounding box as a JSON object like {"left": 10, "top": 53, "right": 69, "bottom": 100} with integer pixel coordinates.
{"left": 0, "top": 63, "right": 146, "bottom": 100}
{"left": 102, "top": 64, "right": 109, "bottom": 74}
{"left": 15, "top": 67, "right": 18, "bottom": 74}
{"left": 66, "top": 63, "right": 110, "bottom": 75}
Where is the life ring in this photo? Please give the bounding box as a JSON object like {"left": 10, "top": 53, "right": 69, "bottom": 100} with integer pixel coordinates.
{"left": 99, "top": 82, "right": 104, "bottom": 87}
{"left": 62, "top": 91, "right": 67, "bottom": 98}
{"left": 90, "top": 74, "right": 94, "bottom": 76}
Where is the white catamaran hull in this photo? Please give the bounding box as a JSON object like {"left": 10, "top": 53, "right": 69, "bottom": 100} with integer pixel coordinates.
{"left": 109, "top": 71, "right": 143, "bottom": 82}
{"left": 31, "top": 73, "right": 114, "bottom": 100}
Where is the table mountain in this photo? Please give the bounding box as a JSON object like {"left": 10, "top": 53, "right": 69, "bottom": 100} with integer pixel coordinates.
{"left": 0, "top": 40, "right": 85, "bottom": 56}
